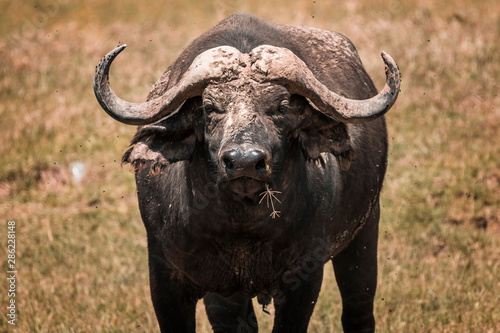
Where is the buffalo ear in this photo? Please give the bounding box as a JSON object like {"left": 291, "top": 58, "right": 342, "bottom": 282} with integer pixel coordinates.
{"left": 121, "top": 102, "right": 200, "bottom": 175}
{"left": 298, "top": 109, "right": 352, "bottom": 170}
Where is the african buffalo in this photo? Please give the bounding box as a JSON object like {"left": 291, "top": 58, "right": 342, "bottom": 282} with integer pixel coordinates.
{"left": 94, "top": 13, "right": 400, "bottom": 333}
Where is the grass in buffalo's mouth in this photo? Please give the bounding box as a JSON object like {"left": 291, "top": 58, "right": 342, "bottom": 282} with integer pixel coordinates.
{"left": 259, "top": 184, "right": 282, "bottom": 218}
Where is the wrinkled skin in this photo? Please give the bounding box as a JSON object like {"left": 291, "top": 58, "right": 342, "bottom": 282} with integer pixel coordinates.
{"left": 204, "top": 81, "right": 298, "bottom": 201}
{"left": 106, "top": 13, "right": 395, "bottom": 333}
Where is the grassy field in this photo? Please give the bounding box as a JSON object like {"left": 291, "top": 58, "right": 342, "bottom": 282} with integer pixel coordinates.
{"left": 1, "top": 0, "right": 499, "bottom": 331}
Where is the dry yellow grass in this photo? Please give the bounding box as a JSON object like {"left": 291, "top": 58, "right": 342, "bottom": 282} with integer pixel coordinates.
{"left": 1, "top": 0, "right": 499, "bottom": 332}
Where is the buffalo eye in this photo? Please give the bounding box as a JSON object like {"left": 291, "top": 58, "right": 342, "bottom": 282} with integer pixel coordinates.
{"left": 203, "top": 101, "right": 223, "bottom": 114}
{"left": 278, "top": 99, "right": 290, "bottom": 113}
{"left": 203, "top": 102, "right": 215, "bottom": 113}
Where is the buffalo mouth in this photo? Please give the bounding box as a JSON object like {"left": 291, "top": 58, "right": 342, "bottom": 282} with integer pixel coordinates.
{"left": 224, "top": 177, "right": 268, "bottom": 203}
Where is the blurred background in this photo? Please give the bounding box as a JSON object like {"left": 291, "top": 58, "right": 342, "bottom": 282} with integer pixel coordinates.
{"left": 1, "top": 0, "right": 499, "bottom": 331}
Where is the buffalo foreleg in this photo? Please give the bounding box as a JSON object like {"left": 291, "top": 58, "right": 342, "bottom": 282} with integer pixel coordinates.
{"left": 147, "top": 248, "right": 197, "bottom": 333}
{"left": 272, "top": 265, "right": 324, "bottom": 333}
{"left": 204, "top": 292, "right": 258, "bottom": 333}
{"left": 332, "top": 203, "right": 380, "bottom": 333}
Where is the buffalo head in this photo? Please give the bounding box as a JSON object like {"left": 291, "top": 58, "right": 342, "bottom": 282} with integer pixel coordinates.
{"left": 94, "top": 44, "right": 400, "bottom": 203}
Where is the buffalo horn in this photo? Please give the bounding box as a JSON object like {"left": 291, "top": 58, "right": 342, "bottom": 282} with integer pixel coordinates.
{"left": 93, "top": 45, "right": 243, "bottom": 125}
{"left": 250, "top": 45, "right": 401, "bottom": 123}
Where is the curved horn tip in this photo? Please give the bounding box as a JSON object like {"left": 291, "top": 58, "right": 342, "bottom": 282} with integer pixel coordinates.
{"left": 380, "top": 51, "right": 401, "bottom": 91}
{"left": 380, "top": 51, "right": 397, "bottom": 69}
{"left": 95, "top": 44, "right": 128, "bottom": 76}
{"left": 109, "top": 44, "right": 127, "bottom": 57}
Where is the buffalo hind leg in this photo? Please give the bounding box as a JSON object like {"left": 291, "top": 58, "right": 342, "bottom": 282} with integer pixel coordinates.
{"left": 332, "top": 204, "right": 380, "bottom": 333}
{"left": 205, "top": 292, "right": 258, "bottom": 333}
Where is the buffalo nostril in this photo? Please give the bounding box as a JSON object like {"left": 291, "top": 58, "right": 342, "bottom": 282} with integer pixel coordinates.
{"left": 222, "top": 150, "right": 241, "bottom": 174}
{"left": 255, "top": 157, "right": 267, "bottom": 174}
{"left": 223, "top": 157, "right": 234, "bottom": 171}
{"left": 221, "top": 148, "right": 270, "bottom": 178}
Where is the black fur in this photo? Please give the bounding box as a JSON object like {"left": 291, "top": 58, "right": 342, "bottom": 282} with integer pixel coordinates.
{"left": 120, "top": 13, "right": 389, "bottom": 333}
